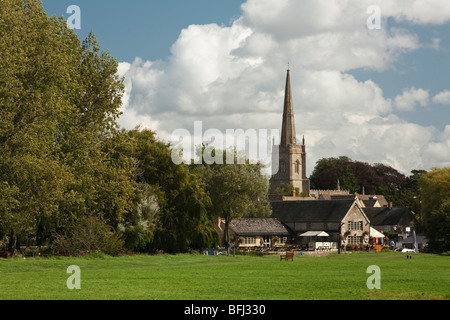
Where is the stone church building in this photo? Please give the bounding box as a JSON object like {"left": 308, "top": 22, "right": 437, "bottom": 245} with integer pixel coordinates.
{"left": 223, "top": 68, "right": 416, "bottom": 252}
{"left": 225, "top": 68, "right": 375, "bottom": 251}
{"left": 268, "top": 69, "right": 310, "bottom": 196}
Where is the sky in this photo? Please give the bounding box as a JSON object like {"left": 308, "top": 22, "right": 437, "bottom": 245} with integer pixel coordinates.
{"left": 41, "top": 0, "right": 450, "bottom": 176}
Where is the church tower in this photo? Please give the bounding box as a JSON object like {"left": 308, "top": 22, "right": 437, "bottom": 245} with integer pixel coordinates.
{"left": 269, "top": 68, "right": 310, "bottom": 196}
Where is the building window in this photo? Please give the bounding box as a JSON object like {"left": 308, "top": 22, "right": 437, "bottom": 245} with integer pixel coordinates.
{"left": 347, "top": 236, "right": 362, "bottom": 245}
{"left": 243, "top": 236, "right": 256, "bottom": 245}
{"left": 348, "top": 221, "right": 363, "bottom": 231}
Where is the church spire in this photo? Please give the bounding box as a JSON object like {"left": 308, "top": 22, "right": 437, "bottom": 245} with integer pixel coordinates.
{"left": 280, "top": 68, "right": 296, "bottom": 147}
{"left": 269, "top": 67, "right": 310, "bottom": 196}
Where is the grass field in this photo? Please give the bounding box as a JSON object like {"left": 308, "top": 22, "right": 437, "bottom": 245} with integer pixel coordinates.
{"left": 0, "top": 251, "right": 448, "bottom": 300}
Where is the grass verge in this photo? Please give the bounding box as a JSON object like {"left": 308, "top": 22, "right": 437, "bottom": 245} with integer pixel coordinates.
{"left": 0, "top": 251, "right": 448, "bottom": 300}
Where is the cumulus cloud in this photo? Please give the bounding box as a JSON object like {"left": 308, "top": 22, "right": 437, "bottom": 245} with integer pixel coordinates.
{"left": 394, "top": 87, "right": 430, "bottom": 111}
{"left": 432, "top": 90, "right": 450, "bottom": 104}
{"left": 117, "top": 0, "right": 450, "bottom": 174}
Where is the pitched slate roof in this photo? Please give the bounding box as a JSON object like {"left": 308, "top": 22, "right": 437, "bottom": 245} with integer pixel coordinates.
{"left": 363, "top": 207, "right": 414, "bottom": 226}
{"left": 229, "top": 218, "right": 290, "bottom": 236}
{"left": 357, "top": 195, "right": 388, "bottom": 207}
{"left": 361, "top": 199, "right": 379, "bottom": 208}
{"left": 271, "top": 200, "right": 356, "bottom": 222}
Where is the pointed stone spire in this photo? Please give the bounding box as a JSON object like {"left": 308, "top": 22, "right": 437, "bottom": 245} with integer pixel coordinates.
{"left": 280, "top": 68, "right": 296, "bottom": 147}
{"left": 269, "top": 67, "right": 310, "bottom": 196}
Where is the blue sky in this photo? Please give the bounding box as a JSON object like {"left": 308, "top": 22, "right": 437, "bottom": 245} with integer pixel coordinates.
{"left": 41, "top": 0, "right": 246, "bottom": 62}
{"left": 40, "top": 0, "right": 450, "bottom": 175}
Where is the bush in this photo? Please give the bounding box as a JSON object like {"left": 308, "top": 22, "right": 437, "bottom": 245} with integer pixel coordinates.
{"left": 122, "top": 224, "right": 154, "bottom": 252}
{"left": 53, "top": 213, "right": 124, "bottom": 256}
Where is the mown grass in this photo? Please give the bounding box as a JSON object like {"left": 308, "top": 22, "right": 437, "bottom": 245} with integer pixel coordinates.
{"left": 0, "top": 251, "right": 448, "bottom": 300}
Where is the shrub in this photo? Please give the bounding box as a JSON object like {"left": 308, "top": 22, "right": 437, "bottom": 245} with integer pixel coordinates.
{"left": 53, "top": 213, "right": 124, "bottom": 256}
{"left": 122, "top": 224, "right": 154, "bottom": 252}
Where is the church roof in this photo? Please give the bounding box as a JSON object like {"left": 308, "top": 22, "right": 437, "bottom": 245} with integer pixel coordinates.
{"left": 271, "top": 199, "right": 357, "bottom": 222}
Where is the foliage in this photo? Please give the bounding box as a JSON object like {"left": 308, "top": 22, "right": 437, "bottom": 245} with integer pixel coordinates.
{"left": 53, "top": 213, "right": 124, "bottom": 256}
{"left": 0, "top": 0, "right": 81, "bottom": 254}
{"left": 0, "top": 0, "right": 225, "bottom": 256}
{"left": 310, "top": 157, "right": 406, "bottom": 194}
{"left": 425, "top": 200, "right": 450, "bottom": 252}
{"left": 274, "top": 184, "right": 294, "bottom": 195}
{"left": 191, "top": 148, "right": 272, "bottom": 246}
{"left": 120, "top": 129, "right": 219, "bottom": 253}
{"left": 121, "top": 224, "right": 154, "bottom": 252}
{"left": 0, "top": 0, "right": 136, "bottom": 255}
{"left": 419, "top": 167, "right": 450, "bottom": 252}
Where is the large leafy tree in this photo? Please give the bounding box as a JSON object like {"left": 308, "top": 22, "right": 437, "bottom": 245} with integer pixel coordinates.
{"left": 310, "top": 157, "right": 407, "bottom": 194}
{"left": 0, "top": 0, "right": 79, "bottom": 253}
{"left": 119, "top": 129, "right": 219, "bottom": 253}
{"left": 191, "top": 149, "right": 272, "bottom": 247}
{"left": 0, "top": 0, "right": 137, "bottom": 254}
{"left": 419, "top": 167, "right": 450, "bottom": 252}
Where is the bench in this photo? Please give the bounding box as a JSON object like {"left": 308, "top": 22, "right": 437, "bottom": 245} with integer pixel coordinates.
{"left": 280, "top": 252, "right": 294, "bottom": 261}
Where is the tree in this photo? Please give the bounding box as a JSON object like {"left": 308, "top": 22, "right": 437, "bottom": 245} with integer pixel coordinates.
{"left": 310, "top": 156, "right": 407, "bottom": 195}
{"left": 119, "top": 129, "right": 219, "bottom": 253}
{"left": 274, "top": 184, "right": 294, "bottom": 196}
{"left": 425, "top": 199, "right": 450, "bottom": 252}
{"left": 53, "top": 212, "right": 124, "bottom": 256}
{"left": 191, "top": 148, "right": 271, "bottom": 247}
{"left": 0, "top": 0, "right": 80, "bottom": 254}
{"left": 418, "top": 167, "right": 450, "bottom": 216}
{"left": 419, "top": 167, "right": 450, "bottom": 252}
{"left": 310, "top": 156, "right": 352, "bottom": 189}
{"left": 373, "top": 163, "right": 407, "bottom": 189}
{"left": 0, "top": 0, "right": 137, "bottom": 255}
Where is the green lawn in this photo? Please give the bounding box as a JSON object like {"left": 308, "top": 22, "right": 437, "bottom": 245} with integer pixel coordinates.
{"left": 0, "top": 252, "right": 448, "bottom": 300}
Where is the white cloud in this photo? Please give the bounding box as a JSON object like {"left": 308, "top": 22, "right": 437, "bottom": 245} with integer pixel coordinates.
{"left": 426, "top": 125, "right": 450, "bottom": 167}
{"left": 380, "top": 0, "right": 450, "bottom": 25}
{"left": 117, "top": 59, "right": 163, "bottom": 131}
{"left": 241, "top": 0, "right": 450, "bottom": 34}
{"left": 394, "top": 87, "right": 430, "bottom": 111}
{"left": 117, "top": 0, "right": 450, "bottom": 175}
{"left": 429, "top": 38, "right": 441, "bottom": 50}
{"left": 432, "top": 90, "right": 450, "bottom": 104}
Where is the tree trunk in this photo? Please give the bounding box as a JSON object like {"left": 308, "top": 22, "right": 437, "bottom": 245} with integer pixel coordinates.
{"left": 7, "top": 232, "right": 16, "bottom": 257}
{"left": 224, "top": 220, "right": 229, "bottom": 248}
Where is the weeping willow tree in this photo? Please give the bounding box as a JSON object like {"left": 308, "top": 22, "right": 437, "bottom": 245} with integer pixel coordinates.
{"left": 118, "top": 129, "right": 219, "bottom": 253}
{"left": 191, "top": 148, "right": 272, "bottom": 248}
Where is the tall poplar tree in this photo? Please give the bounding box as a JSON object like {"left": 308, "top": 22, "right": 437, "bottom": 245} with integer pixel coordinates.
{"left": 0, "top": 0, "right": 137, "bottom": 254}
